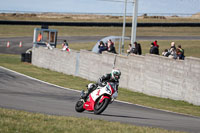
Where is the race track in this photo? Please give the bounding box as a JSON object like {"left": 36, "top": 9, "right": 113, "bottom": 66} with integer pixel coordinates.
{"left": 0, "top": 66, "right": 200, "bottom": 133}
{"left": 0, "top": 36, "right": 200, "bottom": 54}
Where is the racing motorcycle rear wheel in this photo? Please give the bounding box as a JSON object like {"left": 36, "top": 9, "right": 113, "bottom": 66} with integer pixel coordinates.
{"left": 75, "top": 99, "right": 85, "bottom": 112}
{"left": 94, "top": 97, "right": 110, "bottom": 115}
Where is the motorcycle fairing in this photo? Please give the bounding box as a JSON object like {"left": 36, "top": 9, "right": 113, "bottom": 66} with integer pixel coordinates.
{"left": 82, "top": 82, "right": 116, "bottom": 111}
{"left": 83, "top": 95, "right": 95, "bottom": 111}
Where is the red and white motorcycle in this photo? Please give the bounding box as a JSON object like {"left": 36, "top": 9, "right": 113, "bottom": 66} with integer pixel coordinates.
{"left": 75, "top": 82, "right": 118, "bottom": 115}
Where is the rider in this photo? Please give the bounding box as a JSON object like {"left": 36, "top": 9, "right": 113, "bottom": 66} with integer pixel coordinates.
{"left": 81, "top": 69, "right": 121, "bottom": 100}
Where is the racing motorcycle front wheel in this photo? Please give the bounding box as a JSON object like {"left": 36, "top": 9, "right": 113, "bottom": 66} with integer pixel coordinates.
{"left": 94, "top": 97, "right": 110, "bottom": 115}
{"left": 75, "top": 99, "right": 85, "bottom": 112}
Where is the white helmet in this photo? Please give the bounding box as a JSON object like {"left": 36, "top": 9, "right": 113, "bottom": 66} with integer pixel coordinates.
{"left": 111, "top": 69, "right": 121, "bottom": 81}
{"left": 87, "top": 83, "right": 95, "bottom": 89}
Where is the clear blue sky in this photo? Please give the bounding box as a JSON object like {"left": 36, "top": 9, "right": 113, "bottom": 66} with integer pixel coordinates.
{"left": 0, "top": 0, "right": 200, "bottom": 15}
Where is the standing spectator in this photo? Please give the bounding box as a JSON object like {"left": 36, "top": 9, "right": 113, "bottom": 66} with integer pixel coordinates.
{"left": 137, "top": 43, "right": 142, "bottom": 55}
{"left": 150, "top": 43, "right": 159, "bottom": 55}
{"left": 153, "top": 40, "right": 159, "bottom": 48}
{"left": 107, "top": 39, "right": 117, "bottom": 54}
{"left": 98, "top": 41, "right": 107, "bottom": 54}
{"left": 37, "top": 32, "right": 42, "bottom": 42}
{"left": 132, "top": 42, "right": 139, "bottom": 54}
{"left": 176, "top": 45, "right": 185, "bottom": 60}
{"left": 62, "top": 40, "right": 70, "bottom": 52}
{"left": 153, "top": 40, "right": 159, "bottom": 54}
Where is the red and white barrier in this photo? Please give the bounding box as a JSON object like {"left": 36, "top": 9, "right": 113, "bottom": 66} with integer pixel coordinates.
{"left": 19, "top": 41, "right": 22, "bottom": 47}
{"left": 6, "top": 41, "right": 10, "bottom": 48}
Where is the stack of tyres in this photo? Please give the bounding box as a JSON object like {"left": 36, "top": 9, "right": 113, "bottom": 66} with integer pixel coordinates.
{"left": 21, "top": 52, "right": 32, "bottom": 63}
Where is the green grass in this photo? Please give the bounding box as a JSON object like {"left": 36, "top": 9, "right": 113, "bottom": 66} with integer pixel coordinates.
{"left": 1, "top": 25, "right": 200, "bottom": 38}
{"left": 0, "top": 108, "right": 185, "bottom": 133}
{"left": 0, "top": 54, "right": 200, "bottom": 117}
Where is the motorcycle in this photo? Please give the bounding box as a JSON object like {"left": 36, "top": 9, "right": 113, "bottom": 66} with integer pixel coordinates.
{"left": 75, "top": 82, "right": 118, "bottom": 115}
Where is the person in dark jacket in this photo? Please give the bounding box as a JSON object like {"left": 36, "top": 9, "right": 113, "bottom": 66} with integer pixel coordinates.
{"left": 98, "top": 41, "right": 107, "bottom": 54}
{"left": 107, "top": 39, "right": 117, "bottom": 54}
{"left": 132, "top": 42, "right": 138, "bottom": 54}
{"left": 150, "top": 43, "right": 159, "bottom": 55}
{"left": 137, "top": 43, "right": 142, "bottom": 55}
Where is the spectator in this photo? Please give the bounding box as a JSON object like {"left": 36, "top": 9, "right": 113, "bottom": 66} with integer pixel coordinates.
{"left": 127, "top": 44, "right": 135, "bottom": 55}
{"left": 62, "top": 40, "right": 68, "bottom": 47}
{"left": 153, "top": 40, "right": 159, "bottom": 48}
{"left": 37, "top": 32, "right": 42, "bottom": 42}
{"left": 137, "top": 43, "right": 142, "bottom": 55}
{"left": 45, "top": 42, "right": 53, "bottom": 50}
{"left": 150, "top": 42, "right": 159, "bottom": 55}
{"left": 153, "top": 40, "right": 159, "bottom": 54}
{"left": 62, "top": 40, "right": 70, "bottom": 51}
{"left": 162, "top": 49, "right": 170, "bottom": 57}
{"left": 107, "top": 39, "right": 117, "bottom": 54}
{"left": 132, "top": 42, "right": 139, "bottom": 54}
{"left": 98, "top": 41, "right": 107, "bottom": 54}
{"left": 176, "top": 45, "right": 185, "bottom": 60}
{"left": 168, "top": 42, "right": 177, "bottom": 59}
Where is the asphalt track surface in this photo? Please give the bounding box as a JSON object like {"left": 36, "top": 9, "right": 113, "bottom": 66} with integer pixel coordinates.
{"left": 0, "top": 36, "right": 200, "bottom": 54}
{"left": 1, "top": 67, "right": 200, "bottom": 133}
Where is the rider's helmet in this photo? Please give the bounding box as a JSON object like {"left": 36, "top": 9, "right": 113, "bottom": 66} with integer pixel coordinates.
{"left": 87, "top": 83, "right": 95, "bottom": 90}
{"left": 111, "top": 69, "right": 121, "bottom": 81}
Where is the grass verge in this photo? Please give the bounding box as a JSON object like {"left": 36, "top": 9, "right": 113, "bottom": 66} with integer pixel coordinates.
{"left": 0, "top": 54, "right": 200, "bottom": 117}
{"left": 1, "top": 25, "right": 200, "bottom": 38}
{"left": 0, "top": 108, "right": 185, "bottom": 133}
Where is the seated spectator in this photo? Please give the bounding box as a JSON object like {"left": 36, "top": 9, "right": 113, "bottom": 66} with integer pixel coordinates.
{"left": 107, "top": 39, "right": 117, "bottom": 54}
{"left": 168, "top": 42, "right": 177, "bottom": 59}
{"left": 150, "top": 43, "right": 159, "bottom": 55}
{"left": 176, "top": 45, "right": 185, "bottom": 60}
{"left": 62, "top": 40, "right": 70, "bottom": 52}
{"left": 162, "top": 49, "right": 170, "bottom": 57}
{"left": 62, "top": 40, "right": 68, "bottom": 47}
{"left": 98, "top": 41, "right": 107, "bottom": 54}
{"left": 127, "top": 44, "right": 135, "bottom": 55}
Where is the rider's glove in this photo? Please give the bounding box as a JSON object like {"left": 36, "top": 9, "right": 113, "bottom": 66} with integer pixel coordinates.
{"left": 99, "top": 82, "right": 106, "bottom": 87}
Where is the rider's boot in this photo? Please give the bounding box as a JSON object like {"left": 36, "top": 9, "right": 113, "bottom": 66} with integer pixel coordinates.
{"left": 80, "top": 90, "right": 86, "bottom": 99}
{"left": 81, "top": 86, "right": 96, "bottom": 100}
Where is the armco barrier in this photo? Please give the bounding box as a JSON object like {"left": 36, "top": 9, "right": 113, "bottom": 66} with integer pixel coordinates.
{"left": 32, "top": 47, "right": 200, "bottom": 105}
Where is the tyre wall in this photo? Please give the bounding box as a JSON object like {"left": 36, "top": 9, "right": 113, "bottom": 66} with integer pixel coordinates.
{"left": 32, "top": 47, "right": 200, "bottom": 105}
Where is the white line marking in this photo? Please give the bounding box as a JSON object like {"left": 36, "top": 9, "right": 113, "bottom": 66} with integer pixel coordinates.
{"left": 0, "top": 66, "right": 80, "bottom": 93}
